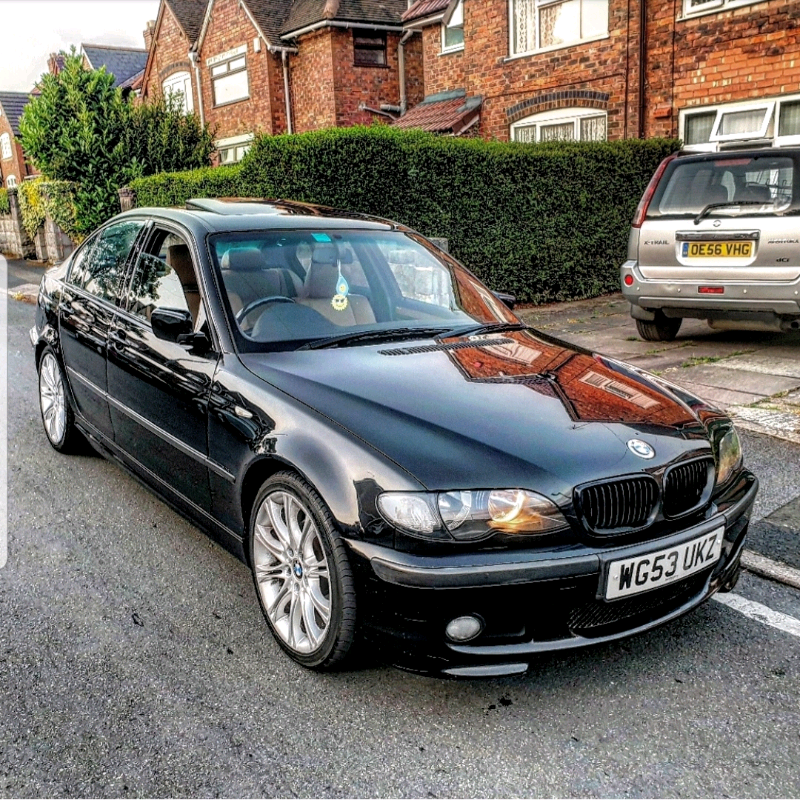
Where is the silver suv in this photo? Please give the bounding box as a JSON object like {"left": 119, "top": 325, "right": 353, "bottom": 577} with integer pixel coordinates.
{"left": 621, "top": 147, "right": 800, "bottom": 341}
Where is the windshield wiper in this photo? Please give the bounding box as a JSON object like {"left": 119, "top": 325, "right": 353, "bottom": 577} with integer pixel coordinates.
{"left": 694, "top": 200, "right": 766, "bottom": 225}
{"left": 298, "top": 326, "right": 452, "bottom": 350}
{"left": 438, "top": 321, "right": 528, "bottom": 339}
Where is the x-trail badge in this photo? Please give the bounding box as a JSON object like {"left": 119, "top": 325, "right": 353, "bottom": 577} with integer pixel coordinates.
{"left": 627, "top": 439, "right": 655, "bottom": 459}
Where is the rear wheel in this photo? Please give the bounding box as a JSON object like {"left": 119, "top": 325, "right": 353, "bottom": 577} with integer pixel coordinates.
{"left": 38, "top": 348, "right": 83, "bottom": 453}
{"left": 636, "top": 312, "right": 682, "bottom": 342}
{"left": 249, "top": 472, "right": 357, "bottom": 670}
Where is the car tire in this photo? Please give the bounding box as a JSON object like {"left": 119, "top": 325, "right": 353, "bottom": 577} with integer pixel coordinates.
{"left": 249, "top": 471, "right": 357, "bottom": 670}
{"left": 37, "top": 348, "right": 84, "bottom": 454}
{"left": 635, "top": 312, "right": 682, "bottom": 342}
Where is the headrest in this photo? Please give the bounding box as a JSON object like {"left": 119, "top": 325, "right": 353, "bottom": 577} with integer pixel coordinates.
{"left": 737, "top": 184, "right": 772, "bottom": 204}
{"left": 311, "top": 243, "right": 339, "bottom": 266}
{"left": 221, "top": 248, "right": 265, "bottom": 272}
{"left": 302, "top": 261, "right": 339, "bottom": 299}
{"left": 167, "top": 244, "right": 195, "bottom": 285}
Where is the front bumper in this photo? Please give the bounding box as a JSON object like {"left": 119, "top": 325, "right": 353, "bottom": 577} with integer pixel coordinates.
{"left": 346, "top": 471, "right": 757, "bottom": 677}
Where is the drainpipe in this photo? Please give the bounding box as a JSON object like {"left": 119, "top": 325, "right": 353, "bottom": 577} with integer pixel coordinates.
{"left": 638, "top": 0, "right": 646, "bottom": 139}
{"left": 189, "top": 50, "right": 205, "bottom": 126}
{"left": 398, "top": 30, "right": 414, "bottom": 114}
{"left": 281, "top": 49, "right": 293, "bottom": 134}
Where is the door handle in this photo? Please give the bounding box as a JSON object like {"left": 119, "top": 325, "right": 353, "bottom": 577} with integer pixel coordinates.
{"left": 109, "top": 329, "right": 127, "bottom": 348}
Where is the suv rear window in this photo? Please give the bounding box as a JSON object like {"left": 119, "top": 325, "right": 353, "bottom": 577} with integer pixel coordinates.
{"left": 647, "top": 154, "right": 797, "bottom": 219}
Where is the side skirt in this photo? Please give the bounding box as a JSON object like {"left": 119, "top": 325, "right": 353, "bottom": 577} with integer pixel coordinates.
{"left": 76, "top": 418, "right": 247, "bottom": 564}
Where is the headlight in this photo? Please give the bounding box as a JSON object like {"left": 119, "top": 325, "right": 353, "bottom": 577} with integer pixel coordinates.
{"left": 378, "top": 489, "right": 569, "bottom": 541}
{"left": 715, "top": 425, "right": 743, "bottom": 486}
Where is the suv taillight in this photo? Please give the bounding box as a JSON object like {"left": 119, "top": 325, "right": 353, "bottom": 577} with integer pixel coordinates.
{"left": 632, "top": 153, "right": 678, "bottom": 228}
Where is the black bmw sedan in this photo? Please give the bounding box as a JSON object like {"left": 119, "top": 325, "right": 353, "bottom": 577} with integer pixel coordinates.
{"left": 31, "top": 198, "right": 758, "bottom": 677}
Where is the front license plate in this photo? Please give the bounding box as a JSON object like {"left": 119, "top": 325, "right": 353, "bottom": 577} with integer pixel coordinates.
{"left": 682, "top": 241, "right": 753, "bottom": 258}
{"left": 605, "top": 527, "right": 724, "bottom": 600}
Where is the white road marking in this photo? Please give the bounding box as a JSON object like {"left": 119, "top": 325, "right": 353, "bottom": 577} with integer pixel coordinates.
{"left": 741, "top": 550, "right": 800, "bottom": 591}
{"left": 713, "top": 592, "right": 800, "bottom": 639}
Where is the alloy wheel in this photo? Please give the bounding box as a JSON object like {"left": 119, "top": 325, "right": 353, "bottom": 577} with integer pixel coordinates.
{"left": 39, "top": 352, "right": 67, "bottom": 446}
{"left": 252, "top": 489, "right": 332, "bottom": 654}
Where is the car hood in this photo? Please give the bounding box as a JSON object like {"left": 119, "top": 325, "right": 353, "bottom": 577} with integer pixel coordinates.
{"left": 240, "top": 329, "right": 714, "bottom": 497}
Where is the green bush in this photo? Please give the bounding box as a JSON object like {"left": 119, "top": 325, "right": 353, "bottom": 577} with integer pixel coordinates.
{"left": 130, "top": 127, "right": 680, "bottom": 303}
{"left": 18, "top": 178, "right": 80, "bottom": 241}
{"left": 0, "top": 188, "right": 9, "bottom": 216}
{"left": 19, "top": 50, "right": 214, "bottom": 236}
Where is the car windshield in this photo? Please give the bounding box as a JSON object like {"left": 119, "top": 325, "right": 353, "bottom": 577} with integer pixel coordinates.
{"left": 648, "top": 154, "right": 797, "bottom": 219}
{"left": 209, "top": 229, "right": 519, "bottom": 350}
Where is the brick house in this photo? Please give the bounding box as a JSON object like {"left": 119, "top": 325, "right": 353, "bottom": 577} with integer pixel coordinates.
{"left": 0, "top": 92, "right": 37, "bottom": 189}
{"left": 141, "top": 0, "right": 425, "bottom": 162}
{"left": 395, "top": 0, "right": 800, "bottom": 147}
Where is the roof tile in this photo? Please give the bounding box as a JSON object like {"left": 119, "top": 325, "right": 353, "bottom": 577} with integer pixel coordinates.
{"left": 401, "top": 0, "right": 449, "bottom": 23}
{"left": 0, "top": 91, "right": 32, "bottom": 137}
{"left": 81, "top": 44, "right": 149, "bottom": 88}
{"left": 392, "top": 93, "right": 481, "bottom": 135}
{"left": 165, "top": 0, "right": 209, "bottom": 42}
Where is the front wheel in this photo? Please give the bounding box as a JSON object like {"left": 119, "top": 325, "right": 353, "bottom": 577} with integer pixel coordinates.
{"left": 249, "top": 472, "right": 357, "bottom": 670}
{"left": 635, "top": 312, "right": 682, "bottom": 342}
{"left": 38, "top": 348, "right": 84, "bottom": 453}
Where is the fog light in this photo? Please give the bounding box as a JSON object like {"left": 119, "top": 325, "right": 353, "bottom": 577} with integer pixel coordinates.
{"left": 445, "top": 615, "right": 484, "bottom": 642}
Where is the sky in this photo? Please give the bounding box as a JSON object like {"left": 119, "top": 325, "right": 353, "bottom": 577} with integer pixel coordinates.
{"left": 0, "top": 0, "right": 161, "bottom": 92}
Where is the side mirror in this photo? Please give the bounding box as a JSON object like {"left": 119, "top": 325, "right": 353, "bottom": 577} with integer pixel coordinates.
{"left": 494, "top": 291, "right": 517, "bottom": 310}
{"left": 151, "top": 307, "right": 193, "bottom": 342}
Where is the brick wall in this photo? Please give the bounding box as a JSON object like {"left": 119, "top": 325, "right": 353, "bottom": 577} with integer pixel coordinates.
{"left": 0, "top": 112, "right": 36, "bottom": 188}
{"left": 416, "top": 0, "right": 637, "bottom": 141}
{"left": 648, "top": 0, "right": 800, "bottom": 137}
{"left": 290, "top": 29, "right": 338, "bottom": 132}
{"left": 197, "top": 0, "right": 283, "bottom": 139}
{"left": 142, "top": 3, "right": 200, "bottom": 113}
{"left": 410, "top": 0, "right": 800, "bottom": 142}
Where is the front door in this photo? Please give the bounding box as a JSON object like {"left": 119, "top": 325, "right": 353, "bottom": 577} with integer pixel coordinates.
{"left": 106, "top": 226, "right": 219, "bottom": 513}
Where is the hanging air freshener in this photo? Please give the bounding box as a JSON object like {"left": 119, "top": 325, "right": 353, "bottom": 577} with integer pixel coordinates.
{"left": 332, "top": 260, "right": 350, "bottom": 311}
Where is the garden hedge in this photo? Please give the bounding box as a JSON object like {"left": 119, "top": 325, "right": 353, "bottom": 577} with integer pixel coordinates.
{"left": 0, "top": 188, "right": 9, "bottom": 216}
{"left": 131, "top": 127, "right": 680, "bottom": 304}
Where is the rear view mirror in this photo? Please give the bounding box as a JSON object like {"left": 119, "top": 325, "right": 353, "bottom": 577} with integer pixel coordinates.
{"left": 151, "top": 307, "right": 193, "bottom": 342}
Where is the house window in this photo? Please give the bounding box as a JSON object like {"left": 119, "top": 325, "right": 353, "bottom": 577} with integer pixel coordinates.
{"left": 162, "top": 71, "right": 194, "bottom": 115}
{"left": 210, "top": 53, "right": 249, "bottom": 106}
{"left": 680, "top": 93, "right": 800, "bottom": 149}
{"left": 0, "top": 133, "right": 11, "bottom": 160}
{"left": 353, "top": 30, "right": 387, "bottom": 66}
{"left": 511, "top": 108, "right": 607, "bottom": 142}
{"left": 6, "top": 175, "right": 17, "bottom": 188}
{"left": 510, "top": 0, "right": 607, "bottom": 55}
{"left": 216, "top": 133, "right": 254, "bottom": 165}
{"left": 442, "top": 0, "right": 465, "bottom": 52}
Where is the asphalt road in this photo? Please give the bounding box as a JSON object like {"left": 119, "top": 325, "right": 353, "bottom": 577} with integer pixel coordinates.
{"left": 3, "top": 297, "right": 800, "bottom": 798}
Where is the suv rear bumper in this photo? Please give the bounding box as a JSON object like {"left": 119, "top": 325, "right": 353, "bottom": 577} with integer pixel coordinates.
{"left": 621, "top": 260, "right": 800, "bottom": 326}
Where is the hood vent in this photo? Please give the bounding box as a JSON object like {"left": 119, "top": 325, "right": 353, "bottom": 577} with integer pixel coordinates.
{"left": 379, "top": 337, "right": 514, "bottom": 356}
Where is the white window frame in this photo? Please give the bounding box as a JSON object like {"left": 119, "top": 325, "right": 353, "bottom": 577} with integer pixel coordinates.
{"left": 6, "top": 175, "right": 17, "bottom": 188}
{"left": 681, "top": 0, "right": 762, "bottom": 20}
{"left": 0, "top": 133, "right": 11, "bottom": 160}
{"left": 216, "top": 133, "right": 254, "bottom": 165}
{"left": 679, "top": 92, "right": 800, "bottom": 151}
{"left": 441, "top": 0, "right": 465, "bottom": 54}
{"left": 508, "top": 0, "right": 608, "bottom": 58}
{"left": 162, "top": 70, "right": 194, "bottom": 115}
{"left": 510, "top": 107, "right": 607, "bottom": 143}
{"left": 209, "top": 47, "right": 249, "bottom": 107}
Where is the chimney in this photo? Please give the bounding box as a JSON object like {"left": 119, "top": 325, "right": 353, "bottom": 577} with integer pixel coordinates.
{"left": 143, "top": 19, "right": 156, "bottom": 51}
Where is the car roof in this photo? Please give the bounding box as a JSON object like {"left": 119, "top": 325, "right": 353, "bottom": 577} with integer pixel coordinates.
{"left": 118, "top": 198, "right": 402, "bottom": 235}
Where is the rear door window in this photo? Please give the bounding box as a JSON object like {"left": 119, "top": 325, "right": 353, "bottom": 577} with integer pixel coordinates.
{"left": 649, "top": 155, "right": 796, "bottom": 218}
{"left": 78, "top": 220, "right": 145, "bottom": 303}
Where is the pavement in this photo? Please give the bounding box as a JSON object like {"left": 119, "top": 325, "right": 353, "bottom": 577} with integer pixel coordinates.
{"left": 3, "top": 262, "right": 800, "bottom": 796}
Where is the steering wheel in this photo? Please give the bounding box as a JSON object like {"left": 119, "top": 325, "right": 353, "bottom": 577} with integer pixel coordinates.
{"left": 235, "top": 296, "right": 296, "bottom": 325}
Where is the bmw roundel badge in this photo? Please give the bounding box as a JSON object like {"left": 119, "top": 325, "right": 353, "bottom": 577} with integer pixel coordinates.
{"left": 627, "top": 439, "right": 655, "bottom": 459}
